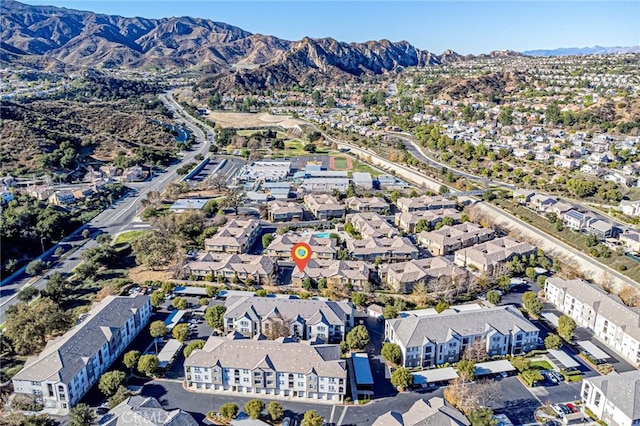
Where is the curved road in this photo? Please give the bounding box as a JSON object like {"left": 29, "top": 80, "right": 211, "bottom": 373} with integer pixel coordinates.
{"left": 0, "top": 90, "right": 212, "bottom": 323}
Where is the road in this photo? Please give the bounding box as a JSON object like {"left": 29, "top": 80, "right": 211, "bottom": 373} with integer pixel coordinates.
{"left": 0, "top": 90, "right": 212, "bottom": 323}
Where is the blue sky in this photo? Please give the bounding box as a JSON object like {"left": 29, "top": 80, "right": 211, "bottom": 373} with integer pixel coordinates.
{"left": 20, "top": 1, "right": 640, "bottom": 54}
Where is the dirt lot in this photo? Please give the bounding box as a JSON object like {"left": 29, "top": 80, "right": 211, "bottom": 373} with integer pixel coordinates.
{"left": 207, "top": 111, "right": 304, "bottom": 129}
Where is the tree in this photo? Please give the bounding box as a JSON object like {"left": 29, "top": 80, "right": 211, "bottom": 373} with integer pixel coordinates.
{"left": 268, "top": 401, "right": 284, "bottom": 422}
{"left": 183, "top": 339, "right": 206, "bottom": 358}
{"left": 206, "top": 285, "right": 220, "bottom": 298}
{"left": 544, "top": 333, "right": 562, "bottom": 350}
{"left": 496, "top": 275, "right": 511, "bottom": 292}
{"left": 219, "top": 402, "right": 239, "bottom": 420}
{"left": 262, "top": 234, "right": 273, "bottom": 248}
{"left": 137, "top": 354, "right": 159, "bottom": 376}
{"left": 468, "top": 408, "right": 498, "bottom": 426}
{"left": 510, "top": 356, "right": 530, "bottom": 372}
{"left": 205, "top": 305, "right": 226, "bottom": 329}
{"left": 557, "top": 315, "right": 576, "bottom": 341}
{"left": 390, "top": 367, "right": 414, "bottom": 391}
{"left": 43, "top": 272, "right": 67, "bottom": 302}
{"left": 131, "top": 230, "right": 177, "bottom": 270}
{"left": 381, "top": 343, "right": 401, "bottom": 366}
{"left": 525, "top": 267, "right": 536, "bottom": 281}
{"left": 221, "top": 188, "right": 246, "bottom": 215}
{"left": 109, "top": 385, "right": 131, "bottom": 409}
{"left": 172, "top": 297, "right": 188, "bottom": 310}
{"left": 149, "top": 320, "right": 167, "bottom": 353}
{"left": 123, "top": 350, "right": 140, "bottom": 372}
{"left": 301, "top": 410, "right": 324, "bottom": 426}
{"left": 351, "top": 292, "right": 367, "bottom": 307}
{"left": 17, "top": 286, "right": 39, "bottom": 303}
{"left": 346, "top": 325, "right": 370, "bottom": 350}
{"left": 415, "top": 219, "right": 430, "bottom": 233}
{"left": 69, "top": 404, "right": 94, "bottom": 426}
{"left": 99, "top": 370, "right": 126, "bottom": 397}
{"left": 462, "top": 339, "right": 488, "bottom": 362}
{"left": 244, "top": 399, "right": 265, "bottom": 420}
{"left": 172, "top": 323, "right": 190, "bottom": 343}
{"left": 150, "top": 290, "right": 165, "bottom": 308}
{"left": 486, "top": 290, "right": 501, "bottom": 305}
{"left": 383, "top": 305, "right": 398, "bottom": 319}
{"left": 25, "top": 259, "right": 46, "bottom": 276}
{"left": 522, "top": 291, "right": 542, "bottom": 316}
{"left": 435, "top": 300, "right": 450, "bottom": 313}
{"left": 457, "top": 360, "right": 476, "bottom": 382}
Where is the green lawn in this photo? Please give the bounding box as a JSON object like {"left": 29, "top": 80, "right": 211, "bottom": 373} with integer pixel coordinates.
{"left": 114, "top": 230, "right": 147, "bottom": 246}
{"left": 332, "top": 157, "right": 349, "bottom": 169}
{"left": 529, "top": 360, "right": 554, "bottom": 370}
{"left": 349, "top": 159, "right": 383, "bottom": 177}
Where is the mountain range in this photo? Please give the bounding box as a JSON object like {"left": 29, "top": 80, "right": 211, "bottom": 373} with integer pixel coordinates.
{"left": 523, "top": 46, "right": 640, "bottom": 56}
{"left": 0, "top": 0, "right": 482, "bottom": 89}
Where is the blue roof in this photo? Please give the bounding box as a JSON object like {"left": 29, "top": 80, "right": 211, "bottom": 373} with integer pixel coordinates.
{"left": 164, "top": 310, "right": 179, "bottom": 326}
{"left": 351, "top": 353, "right": 374, "bottom": 385}
{"left": 565, "top": 210, "right": 585, "bottom": 220}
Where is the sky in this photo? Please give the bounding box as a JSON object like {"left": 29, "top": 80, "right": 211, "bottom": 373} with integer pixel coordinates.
{"left": 19, "top": 0, "right": 640, "bottom": 55}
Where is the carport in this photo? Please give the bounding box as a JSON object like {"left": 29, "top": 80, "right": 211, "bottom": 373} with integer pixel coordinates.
{"left": 474, "top": 360, "right": 516, "bottom": 377}
{"left": 547, "top": 349, "right": 580, "bottom": 369}
{"left": 542, "top": 312, "right": 560, "bottom": 327}
{"left": 412, "top": 367, "right": 458, "bottom": 385}
{"left": 578, "top": 341, "right": 610, "bottom": 361}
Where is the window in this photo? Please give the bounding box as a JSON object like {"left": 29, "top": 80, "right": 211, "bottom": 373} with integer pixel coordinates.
{"left": 594, "top": 392, "right": 601, "bottom": 406}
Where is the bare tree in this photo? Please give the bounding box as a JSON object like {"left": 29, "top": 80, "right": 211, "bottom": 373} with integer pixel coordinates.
{"left": 470, "top": 379, "right": 502, "bottom": 408}
{"left": 411, "top": 282, "right": 430, "bottom": 306}
{"left": 462, "top": 339, "right": 488, "bottom": 362}
{"left": 263, "top": 314, "right": 292, "bottom": 340}
{"left": 205, "top": 173, "right": 228, "bottom": 193}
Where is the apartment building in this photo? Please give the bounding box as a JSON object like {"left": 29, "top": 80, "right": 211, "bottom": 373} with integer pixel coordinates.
{"left": 385, "top": 306, "right": 539, "bottom": 368}
{"left": 304, "top": 194, "right": 345, "bottom": 219}
{"left": 184, "top": 336, "right": 347, "bottom": 402}
{"left": 12, "top": 295, "right": 151, "bottom": 410}
{"left": 184, "top": 253, "right": 276, "bottom": 284}
{"left": 268, "top": 200, "right": 304, "bottom": 222}
{"left": 204, "top": 219, "right": 261, "bottom": 253}
{"left": 417, "top": 223, "right": 494, "bottom": 256}
{"left": 581, "top": 370, "right": 640, "bottom": 426}
{"left": 454, "top": 237, "right": 536, "bottom": 274}
{"left": 379, "top": 257, "right": 468, "bottom": 294}
{"left": 345, "top": 196, "right": 390, "bottom": 213}
{"left": 545, "top": 277, "right": 640, "bottom": 366}
{"left": 396, "top": 195, "right": 457, "bottom": 213}
{"left": 223, "top": 296, "right": 355, "bottom": 343}
{"left": 292, "top": 259, "right": 371, "bottom": 291}
{"left": 394, "top": 209, "right": 462, "bottom": 233}
{"left": 104, "top": 396, "right": 198, "bottom": 426}
{"left": 265, "top": 234, "right": 337, "bottom": 260}
{"left": 347, "top": 236, "right": 419, "bottom": 262}
{"left": 374, "top": 397, "right": 470, "bottom": 426}
{"left": 346, "top": 212, "right": 398, "bottom": 238}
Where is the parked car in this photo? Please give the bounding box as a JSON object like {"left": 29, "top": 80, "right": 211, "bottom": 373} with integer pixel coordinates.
{"left": 558, "top": 404, "right": 571, "bottom": 415}
{"left": 499, "top": 371, "right": 509, "bottom": 378}
{"left": 551, "top": 405, "right": 565, "bottom": 418}
{"left": 565, "top": 403, "right": 578, "bottom": 413}
{"left": 282, "top": 418, "right": 291, "bottom": 426}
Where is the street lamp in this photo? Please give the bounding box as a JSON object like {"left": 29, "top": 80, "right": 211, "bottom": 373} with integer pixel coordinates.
{"left": 40, "top": 237, "right": 46, "bottom": 255}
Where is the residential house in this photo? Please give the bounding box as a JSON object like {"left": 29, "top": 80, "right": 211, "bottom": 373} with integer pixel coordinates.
{"left": 547, "top": 202, "right": 573, "bottom": 216}
{"left": 48, "top": 190, "right": 75, "bottom": 206}
{"left": 347, "top": 236, "right": 419, "bottom": 262}
{"left": 204, "top": 219, "right": 261, "bottom": 253}
{"left": 292, "top": 259, "right": 371, "bottom": 291}
{"left": 373, "top": 397, "right": 470, "bottom": 426}
{"left": 121, "top": 166, "right": 145, "bottom": 182}
{"left": 379, "top": 257, "right": 468, "bottom": 294}
{"left": 268, "top": 201, "right": 304, "bottom": 223}
{"left": 396, "top": 195, "right": 457, "bottom": 213}
{"left": 581, "top": 370, "right": 640, "bottom": 426}
{"left": 417, "top": 223, "right": 494, "bottom": 256}
{"left": 265, "top": 234, "right": 336, "bottom": 260}
{"left": 621, "top": 200, "right": 640, "bottom": 217}
{"left": 304, "top": 194, "right": 345, "bottom": 220}
{"left": 184, "top": 335, "right": 347, "bottom": 402}
{"left": 346, "top": 212, "right": 398, "bottom": 238}
{"left": 71, "top": 186, "right": 95, "bottom": 201}
{"left": 102, "top": 395, "right": 198, "bottom": 426}
{"left": 554, "top": 157, "right": 578, "bottom": 169}
{"left": 563, "top": 210, "right": 590, "bottom": 231}
{"left": 394, "top": 209, "right": 462, "bottom": 233}
{"left": 454, "top": 237, "right": 536, "bottom": 274}
{"left": 385, "top": 306, "right": 539, "bottom": 368}
{"left": 620, "top": 230, "right": 640, "bottom": 253}
{"left": 223, "top": 296, "right": 355, "bottom": 342}
{"left": 12, "top": 295, "right": 151, "bottom": 410}
{"left": 588, "top": 220, "right": 617, "bottom": 240}
{"left": 184, "top": 253, "right": 276, "bottom": 285}
{"left": 27, "top": 186, "right": 54, "bottom": 201}
{"left": 513, "top": 188, "right": 535, "bottom": 204}
{"left": 345, "top": 196, "right": 390, "bottom": 213}
{"left": 530, "top": 194, "right": 557, "bottom": 212}
{"left": 545, "top": 277, "right": 640, "bottom": 366}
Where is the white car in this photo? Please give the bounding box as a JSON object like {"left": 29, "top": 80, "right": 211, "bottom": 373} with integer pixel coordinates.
{"left": 282, "top": 418, "right": 291, "bottom": 426}
{"left": 552, "top": 404, "right": 565, "bottom": 418}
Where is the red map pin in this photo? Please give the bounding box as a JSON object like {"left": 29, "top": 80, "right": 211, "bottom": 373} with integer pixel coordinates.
{"left": 291, "top": 242, "right": 312, "bottom": 272}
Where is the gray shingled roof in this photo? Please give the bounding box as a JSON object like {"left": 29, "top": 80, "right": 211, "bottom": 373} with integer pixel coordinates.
{"left": 13, "top": 295, "right": 149, "bottom": 384}
{"left": 586, "top": 370, "right": 640, "bottom": 420}
{"left": 373, "top": 397, "right": 470, "bottom": 426}
{"left": 185, "top": 336, "right": 346, "bottom": 378}
{"left": 224, "top": 296, "right": 353, "bottom": 327}
{"left": 546, "top": 277, "right": 640, "bottom": 341}
{"left": 101, "top": 395, "right": 199, "bottom": 426}
{"left": 388, "top": 306, "right": 537, "bottom": 347}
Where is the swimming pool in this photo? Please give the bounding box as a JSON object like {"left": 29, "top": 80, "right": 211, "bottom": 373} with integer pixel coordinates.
{"left": 313, "top": 232, "right": 332, "bottom": 238}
